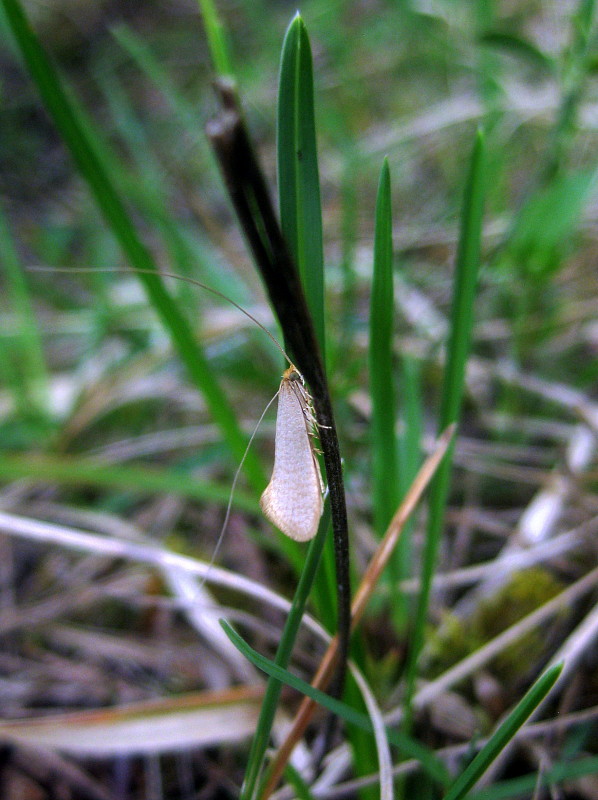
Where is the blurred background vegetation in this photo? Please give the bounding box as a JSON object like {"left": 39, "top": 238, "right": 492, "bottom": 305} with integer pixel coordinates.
{"left": 0, "top": 1, "right": 597, "bottom": 799}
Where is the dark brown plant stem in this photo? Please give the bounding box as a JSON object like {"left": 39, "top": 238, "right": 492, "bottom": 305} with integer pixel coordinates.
{"left": 206, "top": 81, "right": 351, "bottom": 703}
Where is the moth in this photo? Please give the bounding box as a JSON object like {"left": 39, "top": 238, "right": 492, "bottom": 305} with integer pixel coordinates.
{"left": 260, "top": 366, "right": 324, "bottom": 542}
{"left": 33, "top": 267, "right": 326, "bottom": 543}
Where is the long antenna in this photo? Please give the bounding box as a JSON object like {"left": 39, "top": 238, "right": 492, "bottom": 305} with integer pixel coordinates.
{"left": 198, "top": 388, "right": 280, "bottom": 590}
{"left": 28, "top": 264, "right": 297, "bottom": 586}
{"left": 28, "top": 265, "right": 294, "bottom": 366}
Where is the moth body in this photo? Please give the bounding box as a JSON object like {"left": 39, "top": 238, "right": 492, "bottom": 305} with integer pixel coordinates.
{"left": 260, "top": 367, "right": 324, "bottom": 541}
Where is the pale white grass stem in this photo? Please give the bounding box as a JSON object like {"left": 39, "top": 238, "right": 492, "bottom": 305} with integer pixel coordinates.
{"left": 350, "top": 666, "right": 393, "bottom": 800}
{"left": 0, "top": 511, "right": 291, "bottom": 615}
{"left": 0, "top": 512, "right": 399, "bottom": 795}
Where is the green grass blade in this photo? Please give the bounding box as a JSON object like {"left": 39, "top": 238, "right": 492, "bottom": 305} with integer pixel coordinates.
{"left": 94, "top": 61, "right": 247, "bottom": 315}
{"left": 0, "top": 453, "right": 258, "bottom": 513}
{"left": 195, "top": 0, "right": 233, "bottom": 77}
{"left": 110, "top": 24, "right": 221, "bottom": 198}
{"left": 544, "top": 0, "right": 596, "bottom": 177}
{"left": 282, "top": 764, "right": 315, "bottom": 800}
{"left": 472, "top": 756, "right": 598, "bottom": 800}
{"left": 442, "top": 662, "right": 563, "bottom": 800}
{"left": 1, "top": 0, "right": 265, "bottom": 492}
{"left": 277, "top": 13, "right": 326, "bottom": 357}
{"left": 111, "top": 26, "right": 203, "bottom": 138}
{"left": 369, "top": 158, "right": 399, "bottom": 539}
{"left": 479, "top": 32, "right": 556, "bottom": 75}
{"left": 397, "top": 355, "right": 423, "bottom": 499}
{"left": 94, "top": 65, "right": 201, "bottom": 282}
{"left": 404, "top": 128, "right": 486, "bottom": 723}
{"left": 506, "top": 168, "right": 597, "bottom": 278}
{"left": 0, "top": 204, "right": 48, "bottom": 413}
{"left": 276, "top": 12, "right": 337, "bottom": 631}
{"left": 394, "top": 355, "right": 423, "bottom": 627}
{"left": 335, "top": 150, "right": 360, "bottom": 364}
{"left": 221, "top": 619, "right": 451, "bottom": 786}
{"left": 240, "top": 507, "right": 331, "bottom": 800}
{"left": 437, "top": 129, "right": 486, "bottom": 431}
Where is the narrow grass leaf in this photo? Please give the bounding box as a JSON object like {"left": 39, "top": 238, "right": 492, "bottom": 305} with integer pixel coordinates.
{"left": 369, "top": 158, "right": 399, "bottom": 539}
{"left": 506, "top": 169, "right": 597, "bottom": 277}
{"left": 221, "top": 619, "right": 451, "bottom": 786}
{"left": 0, "top": 453, "right": 258, "bottom": 513}
{"left": 542, "top": 0, "right": 597, "bottom": 177}
{"left": 95, "top": 66, "right": 207, "bottom": 289}
{"left": 110, "top": 24, "right": 224, "bottom": 204}
{"left": 337, "top": 151, "right": 360, "bottom": 358}
{"left": 1, "top": 0, "right": 265, "bottom": 491}
{"left": 240, "top": 506, "right": 331, "bottom": 800}
{"left": 282, "top": 764, "right": 315, "bottom": 800}
{"left": 111, "top": 26, "right": 204, "bottom": 142}
{"left": 277, "top": 13, "right": 326, "bottom": 356}
{"left": 355, "top": 156, "right": 400, "bottom": 793}
{"left": 276, "top": 11, "right": 338, "bottom": 635}
{"left": 0, "top": 203, "right": 48, "bottom": 413}
{"left": 479, "top": 31, "right": 555, "bottom": 74}
{"left": 195, "top": 0, "right": 233, "bottom": 77}
{"left": 404, "top": 129, "right": 486, "bottom": 722}
{"left": 472, "top": 755, "right": 598, "bottom": 800}
{"left": 394, "top": 355, "right": 423, "bottom": 630}
{"left": 442, "top": 662, "right": 564, "bottom": 800}
{"left": 397, "top": 356, "right": 423, "bottom": 500}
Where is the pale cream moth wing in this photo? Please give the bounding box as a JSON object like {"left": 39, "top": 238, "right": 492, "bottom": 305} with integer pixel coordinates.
{"left": 260, "top": 367, "right": 324, "bottom": 541}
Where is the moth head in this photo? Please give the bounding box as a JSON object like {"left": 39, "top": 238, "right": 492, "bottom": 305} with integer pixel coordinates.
{"left": 283, "top": 365, "right": 304, "bottom": 385}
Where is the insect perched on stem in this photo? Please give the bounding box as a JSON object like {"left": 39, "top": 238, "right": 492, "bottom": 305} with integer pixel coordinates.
{"left": 30, "top": 267, "right": 326, "bottom": 544}
{"left": 260, "top": 366, "right": 324, "bottom": 542}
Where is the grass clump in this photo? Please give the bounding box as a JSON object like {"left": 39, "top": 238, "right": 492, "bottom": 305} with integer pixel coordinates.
{"left": 0, "top": 1, "right": 597, "bottom": 799}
